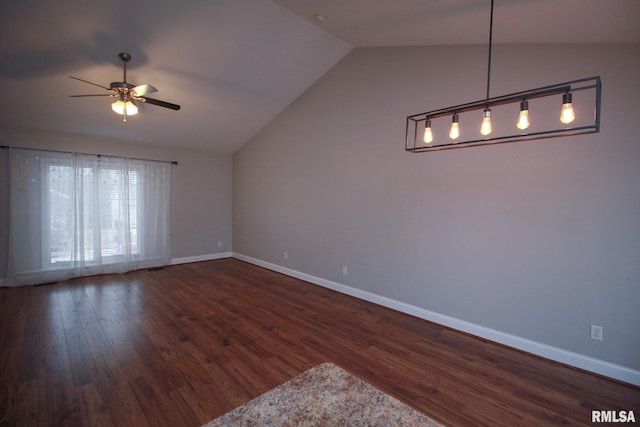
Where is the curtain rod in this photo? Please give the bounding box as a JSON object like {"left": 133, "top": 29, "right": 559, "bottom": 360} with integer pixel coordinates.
{"left": 0, "top": 145, "right": 178, "bottom": 165}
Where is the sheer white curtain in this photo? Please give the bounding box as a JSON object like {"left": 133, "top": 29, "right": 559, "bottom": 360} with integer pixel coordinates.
{"left": 0, "top": 148, "right": 171, "bottom": 287}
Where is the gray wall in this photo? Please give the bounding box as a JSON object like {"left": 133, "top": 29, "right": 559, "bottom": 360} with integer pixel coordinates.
{"left": 2, "top": 128, "right": 232, "bottom": 260}
{"left": 233, "top": 44, "right": 640, "bottom": 371}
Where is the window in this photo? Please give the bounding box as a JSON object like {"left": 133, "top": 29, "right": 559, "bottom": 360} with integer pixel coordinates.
{"left": 47, "top": 163, "right": 139, "bottom": 264}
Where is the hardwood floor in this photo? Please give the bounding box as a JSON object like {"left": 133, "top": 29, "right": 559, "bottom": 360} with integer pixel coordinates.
{"left": 1, "top": 258, "right": 638, "bottom": 426}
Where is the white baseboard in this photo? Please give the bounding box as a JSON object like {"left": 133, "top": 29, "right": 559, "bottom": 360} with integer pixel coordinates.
{"left": 170, "top": 252, "right": 232, "bottom": 265}
{"left": 232, "top": 252, "right": 640, "bottom": 387}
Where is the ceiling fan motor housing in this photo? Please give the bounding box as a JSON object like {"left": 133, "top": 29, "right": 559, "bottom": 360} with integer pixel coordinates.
{"left": 110, "top": 82, "right": 135, "bottom": 90}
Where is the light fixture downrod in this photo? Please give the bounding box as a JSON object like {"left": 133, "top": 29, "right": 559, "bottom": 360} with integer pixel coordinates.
{"left": 486, "top": 0, "right": 494, "bottom": 101}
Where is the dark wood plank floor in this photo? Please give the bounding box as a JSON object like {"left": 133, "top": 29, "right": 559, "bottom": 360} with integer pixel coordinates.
{"left": 1, "top": 258, "right": 638, "bottom": 426}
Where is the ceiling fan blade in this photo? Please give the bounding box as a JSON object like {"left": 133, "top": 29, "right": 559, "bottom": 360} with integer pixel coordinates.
{"left": 69, "top": 76, "right": 110, "bottom": 90}
{"left": 132, "top": 84, "right": 157, "bottom": 96}
{"left": 69, "top": 94, "right": 114, "bottom": 97}
{"left": 140, "top": 96, "right": 181, "bottom": 111}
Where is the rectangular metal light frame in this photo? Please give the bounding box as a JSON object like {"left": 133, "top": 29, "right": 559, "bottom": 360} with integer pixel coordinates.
{"left": 405, "top": 76, "right": 601, "bottom": 153}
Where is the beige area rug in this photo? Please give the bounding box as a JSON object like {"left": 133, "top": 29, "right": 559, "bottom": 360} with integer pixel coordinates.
{"left": 202, "top": 362, "right": 444, "bottom": 426}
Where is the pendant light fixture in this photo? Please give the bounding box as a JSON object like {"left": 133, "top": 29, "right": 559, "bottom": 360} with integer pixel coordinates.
{"left": 560, "top": 92, "right": 576, "bottom": 124}
{"left": 423, "top": 119, "right": 434, "bottom": 143}
{"left": 517, "top": 100, "right": 529, "bottom": 130}
{"left": 449, "top": 114, "right": 460, "bottom": 139}
{"left": 405, "top": 0, "right": 601, "bottom": 153}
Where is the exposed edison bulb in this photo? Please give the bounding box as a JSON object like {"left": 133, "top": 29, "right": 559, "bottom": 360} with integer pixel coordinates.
{"left": 480, "top": 108, "right": 492, "bottom": 136}
{"left": 560, "top": 92, "right": 575, "bottom": 124}
{"left": 517, "top": 109, "right": 529, "bottom": 130}
{"left": 517, "top": 100, "right": 530, "bottom": 130}
{"left": 111, "top": 100, "right": 139, "bottom": 116}
{"left": 449, "top": 114, "right": 460, "bottom": 140}
{"left": 423, "top": 120, "right": 433, "bottom": 144}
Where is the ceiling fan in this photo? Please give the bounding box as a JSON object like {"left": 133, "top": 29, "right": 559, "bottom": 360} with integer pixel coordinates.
{"left": 69, "top": 52, "right": 181, "bottom": 122}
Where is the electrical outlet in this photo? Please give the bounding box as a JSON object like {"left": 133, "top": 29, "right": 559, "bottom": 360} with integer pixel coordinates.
{"left": 217, "top": 240, "right": 222, "bottom": 248}
{"left": 342, "top": 265, "right": 348, "bottom": 275}
{"left": 591, "top": 324, "right": 603, "bottom": 341}
{"left": 283, "top": 252, "right": 288, "bottom": 260}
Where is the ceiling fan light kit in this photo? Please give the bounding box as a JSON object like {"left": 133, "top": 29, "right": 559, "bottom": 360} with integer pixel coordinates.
{"left": 405, "top": 0, "right": 601, "bottom": 153}
{"left": 111, "top": 99, "right": 138, "bottom": 116}
{"left": 69, "top": 52, "right": 181, "bottom": 122}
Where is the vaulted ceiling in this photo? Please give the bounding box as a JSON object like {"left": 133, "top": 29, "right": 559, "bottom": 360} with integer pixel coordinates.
{"left": 1, "top": 0, "right": 638, "bottom": 154}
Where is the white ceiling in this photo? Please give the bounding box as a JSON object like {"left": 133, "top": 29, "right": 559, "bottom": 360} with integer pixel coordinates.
{"left": 275, "top": 0, "right": 640, "bottom": 46}
{"left": 1, "top": 0, "right": 639, "bottom": 154}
